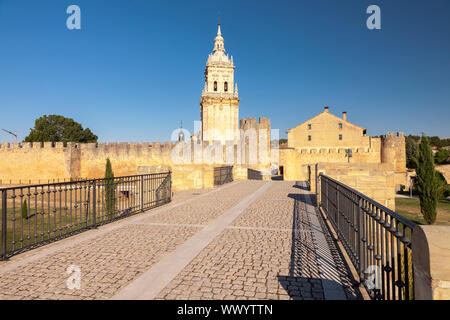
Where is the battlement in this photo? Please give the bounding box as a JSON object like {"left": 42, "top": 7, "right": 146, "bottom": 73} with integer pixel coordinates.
{"left": 382, "top": 132, "right": 405, "bottom": 139}
{"left": 297, "top": 147, "right": 373, "bottom": 154}
{"left": 0, "top": 141, "right": 175, "bottom": 151}
{"left": 240, "top": 117, "right": 271, "bottom": 131}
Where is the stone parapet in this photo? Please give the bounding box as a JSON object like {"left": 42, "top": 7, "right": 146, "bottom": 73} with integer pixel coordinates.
{"left": 413, "top": 226, "right": 450, "bottom": 300}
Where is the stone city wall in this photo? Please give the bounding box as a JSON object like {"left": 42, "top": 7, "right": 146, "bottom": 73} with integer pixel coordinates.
{"left": 413, "top": 225, "right": 450, "bottom": 300}
{"left": 0, "top": 142, "right": 79, "bottom": 183}
{"left": 436, "top": 164, "right": 450, "bottom": 183}
{"left": 0, "top": 137, "right": 272, "bottom": 191}
{"left": 279, "top": 146, "right": 382, "bottom": 182}
{"left": 314, "top": 162, "right": 396, "bottom": 210}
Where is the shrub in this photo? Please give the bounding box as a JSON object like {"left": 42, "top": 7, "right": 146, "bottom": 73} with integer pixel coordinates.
{"left": 104, "top": 158, "right": 116, "bottom": 217}
{"left": 435, "top": 170, "right": 449, "bottom": 200}
{"left": 21, "top": 199, "right": 28, "bottom": 220}
{"left": 413, "top": 135, "right": 438, "bottom": 224}
{"left": 435, "top": 149, "right": 450, "bottom": 164}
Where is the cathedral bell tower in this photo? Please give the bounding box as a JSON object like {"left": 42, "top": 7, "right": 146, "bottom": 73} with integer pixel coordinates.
{"left": 200, "top": 24, "right": 239, "bottom": 144}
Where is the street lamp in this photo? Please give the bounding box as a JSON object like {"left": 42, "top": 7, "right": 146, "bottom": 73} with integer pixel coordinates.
{"left": 345, "top": 148, "right": 352, "bottom": 163}
{"left": 1, "top": 129, "right": 18, "bottom": 142}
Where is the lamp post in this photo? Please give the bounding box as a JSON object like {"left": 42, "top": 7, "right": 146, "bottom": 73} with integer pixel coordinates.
{"left": 345, "top": 148, "right": 352, "bottom": 163}
{"left": 1, "top": 129, "right": 18, "bottom": 142}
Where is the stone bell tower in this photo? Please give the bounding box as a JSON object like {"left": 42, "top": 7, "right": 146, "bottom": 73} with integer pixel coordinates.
{"left": 200, "top": 24, "right": 240, "bottom": 144}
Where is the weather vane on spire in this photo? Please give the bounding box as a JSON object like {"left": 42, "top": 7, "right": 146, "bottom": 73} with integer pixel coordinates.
{"left": 217, "top": 13, "right": 221, "bottom": 25}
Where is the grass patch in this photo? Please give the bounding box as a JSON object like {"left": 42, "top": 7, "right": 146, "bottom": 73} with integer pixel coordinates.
{"left": 395, "top": 198, "right": 450, "bottom": 225}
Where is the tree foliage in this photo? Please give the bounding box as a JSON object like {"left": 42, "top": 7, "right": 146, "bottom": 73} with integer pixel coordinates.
{"left": 435, "top": 149, "right": 450, "bottom": 164}
{"left": 24, "top": 115, "right": 97, "bottom": 143}
{"left": 413, "top": 135, "right": 438, "bottom": 224}
{"left": 435, "top": 170, "right": 450, "bottom": 200}
{"left": 22, "top": 199, "right": 28, "bottom": 220}
{"left": 405, "top": 136, "right": 418, "bottom": 169}
{"left": 406, "top": 135, "right": 450, "bottom": 148}
{"left": 104, "top": 158, "right": 116, "bottom": 217}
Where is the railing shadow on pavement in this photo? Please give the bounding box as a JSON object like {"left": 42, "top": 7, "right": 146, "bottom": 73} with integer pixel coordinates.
{"left": 277, "top": 189, "right": 362, "bottom": 300}
{"left": 292, "top": 181, "right": 310, "bottom": 192}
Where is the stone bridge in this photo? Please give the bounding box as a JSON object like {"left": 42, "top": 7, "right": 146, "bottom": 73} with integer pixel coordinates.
{"left": 0, "top": 180, "right": 362, "bottom": 300}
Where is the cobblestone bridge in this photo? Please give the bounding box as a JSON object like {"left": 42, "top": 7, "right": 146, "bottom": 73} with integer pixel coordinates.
{"left": 0, "top": 180, "right": 362, "bottom": 300}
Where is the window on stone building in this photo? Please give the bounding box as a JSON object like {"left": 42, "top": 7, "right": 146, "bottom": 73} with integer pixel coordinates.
{"left": 308, "top": 124, "right": 311, "bottom": 130}
{"left": 339, "top": 123, "right": 342, "bottom": 129}
{"left": 339, "top": 134, "right": 343, "bottom": 140}
{"left": 308, "top": 135, "right": 311, "bottom": 141}
{"left": 214, "top": 81, "right": 217, "bottom": 92}
{"left": 224, "top": 82, "right": 228, "bottom": 92}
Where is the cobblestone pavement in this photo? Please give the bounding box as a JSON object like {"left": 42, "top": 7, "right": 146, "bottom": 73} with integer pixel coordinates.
{"left": 0, "top": 224, "right": 200, "bottom": 300}
{"left": 155, "top": 181, "right": 361, "bottom": 300}
{"left": 0, "top": 180, "right": 360, "bottom": 300}
{"left": 143, "top": 181, "right": 265, "bottom": 226}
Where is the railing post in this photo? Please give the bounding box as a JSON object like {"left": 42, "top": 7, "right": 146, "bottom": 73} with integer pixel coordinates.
{"left": 315, "top": 164, "right": 318, "bottom": 202}
{"left": 326, "top": 178, "right": 329, "bottom": 214}
{"left": 1, "top": 189, "right": 7, "bottom": 260}
{"left": 169, "top": 171, "right": 172, "bottom": 201}
{"left": 92, "top": 180, "right": 97, "bottom": 228}
{"left": 336, "top": 184, "right": 340, "bottom": 239}
{"left": 357, "top": 197, "right": 363, "bottom": 277}
{"left": 141, "top": 175, "right": 144, "bottom": 211}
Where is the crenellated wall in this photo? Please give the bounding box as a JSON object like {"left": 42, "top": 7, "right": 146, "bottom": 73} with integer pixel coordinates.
{"left": 0, "top": 142, "right": 79, "bottom": 183}
{"left": 278, "top": 131, "right": 406, "bottom": 210}
{"left": 79, "top": 142, "right": 174, "bottom": 178}
{"left": 280, "top": 146, "right": 381, "bottom": 182}
{"left": 239, "top": 117, "right": 271, "bottom": 169}
{"left": 315, "top": 162, "right": 396, "bottom": 210}
{"left": 0, "top": 136, "right": 272, "bottom": 190}
{"left": 280, "top": 131, "right": 406, "bottom": 189}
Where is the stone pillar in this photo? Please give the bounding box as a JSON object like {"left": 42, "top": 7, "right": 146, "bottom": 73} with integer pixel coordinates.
{"left": 412, "top": 225, "right": 450, "bottom": 300}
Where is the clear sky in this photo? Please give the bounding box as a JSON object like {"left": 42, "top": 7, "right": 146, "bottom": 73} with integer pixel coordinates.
{"left": 0, "top": 0, "right": 449, "bottom": 143}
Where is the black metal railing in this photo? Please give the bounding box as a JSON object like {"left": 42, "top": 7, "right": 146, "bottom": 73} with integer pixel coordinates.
{"left": 0, "top": 172, "right": 171, "bottom": 260}
{"left": 214, "top": 166, "right": 233, "bottom": 186}
{"left": 319, "top": 174, "right": 415, "bottom": 300}
{"left": 0, "top": 178, "right": 88, "bottom": 185}
{"left": 247, "top": 168, "right": 263, "bottom": 180}
{"left": 307, "top": 165, "right": 312, "bottom": 190}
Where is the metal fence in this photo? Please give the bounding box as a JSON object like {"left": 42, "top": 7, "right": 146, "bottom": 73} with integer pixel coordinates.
{"left": 0, "top": 178, "right": 88, "bottom": 186}
{"left": 1, "top": 172, "right": 171, "bottom": 260}
{"left": 247, "top": 169, "right": 263, "bottom": 180}
{"left": 319, "top": 174, "right": 415, "bottom": 300}
{"left": 214, "top": 166, "right": 233, "bottom": 186}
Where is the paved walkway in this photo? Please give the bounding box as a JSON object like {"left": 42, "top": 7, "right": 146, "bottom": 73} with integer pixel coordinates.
{"left": 0, "top": 180, "right": 360, "bottom": 300}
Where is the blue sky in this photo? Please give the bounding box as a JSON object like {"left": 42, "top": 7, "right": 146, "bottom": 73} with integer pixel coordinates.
{"left": 0, "top": 0, "right": 449, "bottom": 143}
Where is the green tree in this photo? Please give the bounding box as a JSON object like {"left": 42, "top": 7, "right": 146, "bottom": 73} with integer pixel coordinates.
{"left": 104, "top": 158, "right": 116, "bottom": 217}
{"left": 413, "top": 134, "right": 438, "bottom": 224}
{"left": 407, "top": 135, "right": 420, "bottom": 143}
{"left": 435, "top": 170, "right": 450, "bottom": 200}
{"left": 405, "top": 136, "right": 418, "bottom": 169}
{"left": 441, "top": 138, "right": 450, "bottom": 147}
{"left": 24, "top": 115, "right": 98, "bottom": 143}
{"left": 429, "top": 136, "right": 442, "bottom": 148}
{"left": 435, "top": 149, "right": 450, "bottom": 164}
{"left": 22, "top": 199, "right": 28, "bottom": 220}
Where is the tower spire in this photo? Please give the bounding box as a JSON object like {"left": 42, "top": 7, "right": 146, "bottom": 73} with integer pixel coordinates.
{"left": 213, "top": 23, "right": 225, "bottom": 53}
{"left": 178, "top": 120, "right": 185, "bottom": 142}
